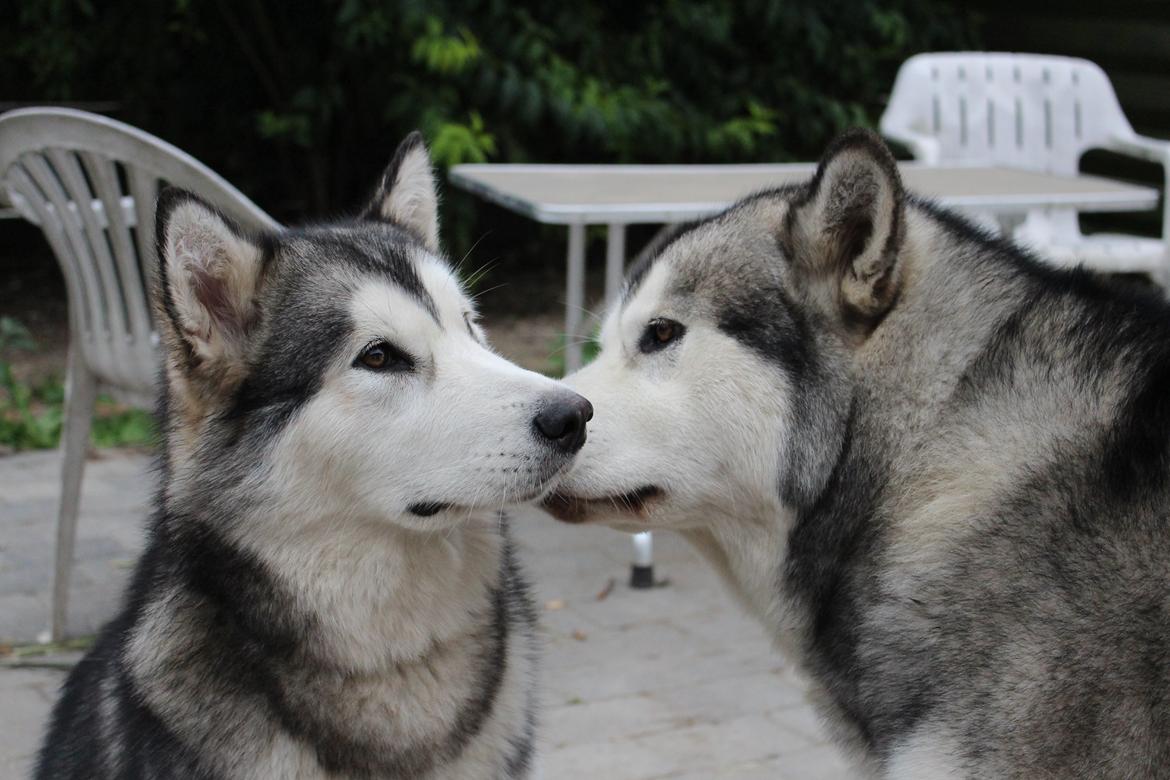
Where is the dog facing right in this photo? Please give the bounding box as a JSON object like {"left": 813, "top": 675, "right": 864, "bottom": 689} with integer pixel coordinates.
{"left": 546, "top": 129, "right": 1170, "bottom": 777}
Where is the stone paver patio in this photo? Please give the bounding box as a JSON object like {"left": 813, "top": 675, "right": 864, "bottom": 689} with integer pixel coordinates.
{"left": 0, "top": 448, "right": 854, "bottom": 779}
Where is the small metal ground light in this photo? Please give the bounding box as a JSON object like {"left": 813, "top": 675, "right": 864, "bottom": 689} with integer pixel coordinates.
{"left": 630, "top": 532, "right": 654, "bottom": 588}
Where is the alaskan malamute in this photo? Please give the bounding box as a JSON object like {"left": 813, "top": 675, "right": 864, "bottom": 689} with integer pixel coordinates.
{"left": 37, "top": 133, "right": 591, "bottom": 779}
{"left": 547, "top": 129, "right": 1170, "bottom": 778}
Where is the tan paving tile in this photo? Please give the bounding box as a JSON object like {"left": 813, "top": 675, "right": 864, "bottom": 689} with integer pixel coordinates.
{"left": 0, "top": 450, "right": 859, "bottom": 777}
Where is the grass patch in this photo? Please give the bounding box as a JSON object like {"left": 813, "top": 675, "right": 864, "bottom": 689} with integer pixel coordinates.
{"left": 0, "top": 635, "right": 95, "bottom": 659}
{"left": 544, "top": 331, "right": 600, "bottom": 377}
{"left": 0, "top": 317, "right": 155, "bottom": 452}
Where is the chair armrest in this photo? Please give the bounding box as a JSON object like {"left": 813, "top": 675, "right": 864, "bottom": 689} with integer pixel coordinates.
{"left": 1107, "top": 133, "right": 1170, "bottom": 166}
{"left": 880, "top": 128, "right": 941, "bottom": 165}
{"left": 1105, "top": 133, "right": 1170, "bottom": 243}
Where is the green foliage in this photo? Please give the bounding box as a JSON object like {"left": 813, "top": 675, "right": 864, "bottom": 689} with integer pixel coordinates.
{"left": 429, "top": 111, "right": 497, "bottom": 167}
{"left": 3, "top": 634, "right": 95, "bottom": 659}
{"left": 0, "top": 317, "right": 154, "bottom": 451}
{"left": 707, "top": 102, "right": 779, "bottom": 156}
{"left": 544, "top": 330, "right": 602, "bottom": 378}
{"left": 411, "top": 16, "right": 482, "bottom": 75}
{"left": 0, "top": 0, "right": 978, "bottom": 270}
{"left": 0, "top": 317, "right": 36, "bottom": 353}
{"left": 0, "top": 317, "right": 57, "bottom": 450}
{"left": 91, "top": 406, "right": 156, "bottom": 449}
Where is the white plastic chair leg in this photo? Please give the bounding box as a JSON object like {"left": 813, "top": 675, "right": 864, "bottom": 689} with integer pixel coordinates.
{"left": 43, "top": 347, "right": 98, "bottom": 643}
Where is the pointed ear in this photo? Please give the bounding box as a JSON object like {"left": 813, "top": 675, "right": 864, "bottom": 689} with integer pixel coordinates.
{"left": 784, "top": 129, "right": 905, "bottom": 329}
{"left": 363, "top": 131, "right": 440, "bottom": 252}
{"left": 154, "top": 188, "right": 266, "bottom": 388}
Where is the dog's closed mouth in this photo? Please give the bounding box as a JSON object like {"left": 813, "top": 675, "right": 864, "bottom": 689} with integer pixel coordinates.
{"left": 542, "top": 486, "right": 663, "bottom": 524}
{"left": 408, "top": 502, "right": 450, "bottom": 517}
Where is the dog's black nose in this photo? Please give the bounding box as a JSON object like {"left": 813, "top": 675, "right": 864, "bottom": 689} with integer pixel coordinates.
{"left": 533, "top": 395, "right": 593, "bottom": 453}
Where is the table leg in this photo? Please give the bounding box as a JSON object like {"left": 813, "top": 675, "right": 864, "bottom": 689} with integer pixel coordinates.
{"left": 604, "top": 222, "right": 626, "bottom": 306}
{"left": 564, "top": 222, "right": 586, "bottom": 374}
{"left": 604, "top": 223, "right": 655, "bottom": 589}
{"left": 630, "top": 531, "right": 654, "bottom": 589}
{"left": 994, "top": 212, "right": 1026, "bottom": 237}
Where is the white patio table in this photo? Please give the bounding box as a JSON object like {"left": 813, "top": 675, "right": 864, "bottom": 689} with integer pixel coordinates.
{"left": 449, "top": 162, "right": 1160, "bottom": 373}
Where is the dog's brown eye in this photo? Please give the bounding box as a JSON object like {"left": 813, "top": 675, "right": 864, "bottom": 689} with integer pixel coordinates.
{"left": 639, "top": 318, "right": 686, "bottom": 354}
{"left": 361, "top": 346, "right": 387, "bottom": 369}
{"left": 355, "top": 341, "right": 414, "bottom": 372}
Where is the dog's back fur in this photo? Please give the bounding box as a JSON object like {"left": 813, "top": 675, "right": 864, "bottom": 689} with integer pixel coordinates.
{"left": 793, "top": 203, "right": 1170, "bottom": 776}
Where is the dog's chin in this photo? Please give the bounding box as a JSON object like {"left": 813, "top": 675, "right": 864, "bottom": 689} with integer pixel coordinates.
{"left": 407, "top": 470, "right": 571, "bottom": 522}
{"left": 541, "top": 485, "right": 664, "bottom": 525}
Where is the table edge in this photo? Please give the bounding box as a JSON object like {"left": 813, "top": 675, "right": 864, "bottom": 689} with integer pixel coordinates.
{"left": 448, "top": 166, "right": 1160, "bottom": 226}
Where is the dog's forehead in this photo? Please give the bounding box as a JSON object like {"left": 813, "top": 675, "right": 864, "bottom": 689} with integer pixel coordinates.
{"left": 344, "top": 250, "right": 470, "bottom": 342}
{"left": 271, "top": 224, "right": 456, "bottom": 319}
{"left": 415, "top": 253, "right": 472, "bottom": 319}
{"left": 625, "top": 196, "right": 791, "bottom": 318}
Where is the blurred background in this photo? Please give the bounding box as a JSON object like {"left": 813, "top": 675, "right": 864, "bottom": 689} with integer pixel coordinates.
{"left": 0, "top": 0, "right": 1166, "bottom": 450}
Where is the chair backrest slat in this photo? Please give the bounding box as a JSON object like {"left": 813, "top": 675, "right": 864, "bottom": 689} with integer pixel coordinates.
{"left": 79, "top": 151, "right": 153, "bottom": 352}
{"left": 83, "top": 152, "right": 159, "bottom": 386}
{"left": 125, "top": 168, "right": 162, "bottom": 386}
{"left": 881, "top": 53, "right": 1134, "bottom": 174}
{"left": 46, "top": 148, "right": 135, "bottom": 388}
{"left": 0, "top": 108, "right": 279, "bottom": 396}
{"left": 126, "top": 167, "right": 158, "bottom": 291}
{"left": 20, "top": 153, "right": 115, "bottom": 375}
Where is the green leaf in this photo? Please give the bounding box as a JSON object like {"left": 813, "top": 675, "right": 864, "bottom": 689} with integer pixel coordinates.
{"left": 0, "top": 317, "right": 35, "bottom": 352}
{"left": 429, "top": 112, "right": 496, "bottom": 167}
{"left": 411, "top": 16, "right": 481, "bottom": 75}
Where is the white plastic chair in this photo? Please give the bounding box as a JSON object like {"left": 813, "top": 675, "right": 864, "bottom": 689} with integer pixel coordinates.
{"left": 0, "top": 108, "right": 279, "bottom": 642}
{"left": 880, "top": 53, "right": 1170, "bottom": 276}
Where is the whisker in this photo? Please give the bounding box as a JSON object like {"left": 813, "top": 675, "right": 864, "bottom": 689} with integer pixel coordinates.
{"left": 463, "top": 258, "right": 500, "bottom": 291}
{"left": 454, "top": 231, "right": 492, "bottom": 276}
{"left": 469, "top": 282, "right": 510, "bottom": 302}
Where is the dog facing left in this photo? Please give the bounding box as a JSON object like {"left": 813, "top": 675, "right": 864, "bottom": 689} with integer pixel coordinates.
{"left": 35, "top": 132, "right": 591, "bottom": 779}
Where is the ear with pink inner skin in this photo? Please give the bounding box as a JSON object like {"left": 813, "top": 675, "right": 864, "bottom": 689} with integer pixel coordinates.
{"left": 155, "top": 189, "right": 267, "bottom": 390}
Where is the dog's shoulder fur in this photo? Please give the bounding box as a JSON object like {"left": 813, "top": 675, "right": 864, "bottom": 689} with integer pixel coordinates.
{"left": 784, "top": 194, "right": 1170, "bottom": 775}
{"left": 39, "top": 515, "right": 538, "bottom": 779}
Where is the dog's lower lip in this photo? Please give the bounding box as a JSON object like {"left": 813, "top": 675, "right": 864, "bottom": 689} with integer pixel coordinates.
{"left": 407, "top": 484, "right": 551, "bottom": 517}
{"left": 542, "top": 486, "right": 663, "bottom": 524}
{"left": 408, "top": 502, "right": 449, "bottom": 517}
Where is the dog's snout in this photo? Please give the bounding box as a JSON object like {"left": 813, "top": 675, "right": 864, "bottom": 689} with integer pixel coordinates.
{"left": 533, "top": 394, "right": 593, "bottom": 453}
